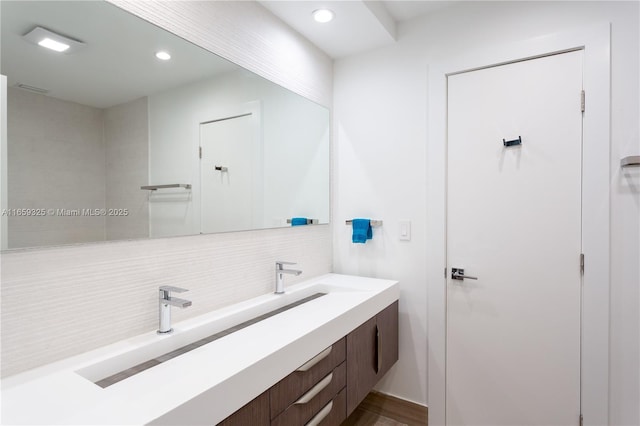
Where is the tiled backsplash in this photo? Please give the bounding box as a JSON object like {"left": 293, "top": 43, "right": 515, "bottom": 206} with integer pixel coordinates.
{"left": 1, "top": 225, "right": 331, "bottom": 377}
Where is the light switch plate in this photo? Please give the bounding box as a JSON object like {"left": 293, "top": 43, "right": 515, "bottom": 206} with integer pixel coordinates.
{"left": 399, "top": 220, "right": 411, "bottom": 241}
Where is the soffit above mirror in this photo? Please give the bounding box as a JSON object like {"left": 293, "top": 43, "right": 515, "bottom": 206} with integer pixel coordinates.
{"left": 259, "top": 0, "right": 456, "bottom": 59}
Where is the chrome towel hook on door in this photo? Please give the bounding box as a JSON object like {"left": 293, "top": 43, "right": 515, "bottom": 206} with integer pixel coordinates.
{"left": 503, "top": 136, "right": 522, "bottom": 147}
{"left": 214, "top": 165, "right": 228, "bottom": 172}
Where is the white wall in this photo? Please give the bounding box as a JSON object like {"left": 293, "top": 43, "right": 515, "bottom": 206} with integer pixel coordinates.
{"left": 1, "top": 0, "right": 333, "bottom": 377}
{"left": 333, "top": 2, "right": 639, "bottom": 422}
{"left": 333, "top": 45, "right": 428, "bottom": 405}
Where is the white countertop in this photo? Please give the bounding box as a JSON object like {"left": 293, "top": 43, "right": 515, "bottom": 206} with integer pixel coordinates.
{"left": 1, "top": 273, "right": 399, "bottom": 425}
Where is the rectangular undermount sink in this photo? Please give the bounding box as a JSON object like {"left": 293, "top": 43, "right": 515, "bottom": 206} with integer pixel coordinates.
{"left": 75, "top": 284, "right": 350, "bottom": 388}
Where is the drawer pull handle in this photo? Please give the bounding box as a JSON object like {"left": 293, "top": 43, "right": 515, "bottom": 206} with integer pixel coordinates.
{"left": 296, "top": 346, "right": 332, "bottom": 372}
{"left": 294, "top": 373, "right": 333, "bottom": 405}
{"left": 375, "top": 324, "right": 381, "bottom": 374}
{"left": 305, "top": 400, "right": 333, "bottom": 426}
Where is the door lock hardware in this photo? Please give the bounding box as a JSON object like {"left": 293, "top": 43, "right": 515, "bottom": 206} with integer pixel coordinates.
{"left": 451, "top": 268, "right": 478, "bottom": 280}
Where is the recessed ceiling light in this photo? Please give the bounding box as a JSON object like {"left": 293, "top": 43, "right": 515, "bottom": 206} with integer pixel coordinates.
{"left": 23, "top": 27, "right": 85, "bottom": 54}
{"left": 38, "top": 38, "right": 69, "bottom": 52}
{"left": 312, "top": 9, "right": 335, "bottom": 23}
{"left": 155, "top": 51, "right": 171, "bottom": 61}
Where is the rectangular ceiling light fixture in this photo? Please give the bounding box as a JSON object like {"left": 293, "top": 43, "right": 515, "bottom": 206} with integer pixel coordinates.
{"left": 23, "top": 27, "right": 85, "bottom": 54}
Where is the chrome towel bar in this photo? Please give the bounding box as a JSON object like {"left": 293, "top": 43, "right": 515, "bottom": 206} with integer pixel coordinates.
{"left": 346, "top": 219, "right": 383, "bottom": 227}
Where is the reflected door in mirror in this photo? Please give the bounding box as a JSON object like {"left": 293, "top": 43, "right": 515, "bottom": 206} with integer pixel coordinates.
{"left": 200, "top": 113, "right": 262, "bottom": 233}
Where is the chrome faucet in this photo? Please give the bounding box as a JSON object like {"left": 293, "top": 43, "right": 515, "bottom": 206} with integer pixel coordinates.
{"left": 275, "top": 261, "right": 302, "bottom": 294}
{"left": 158, "top": 286, "right": 192, "bottom": 334}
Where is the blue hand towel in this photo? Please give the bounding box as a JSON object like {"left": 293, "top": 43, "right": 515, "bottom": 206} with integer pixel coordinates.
{"left": 291, "top": 217, "right": 308, "bottom": 226}
{"left": 352, "top": 219, "right": 372, "bottom": 243}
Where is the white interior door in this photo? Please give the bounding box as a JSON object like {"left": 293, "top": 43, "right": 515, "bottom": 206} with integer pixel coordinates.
{"left": 200, "top": 114, "right": 254, "bottom": 233}
{"left": 446, "top": 51, "right": 583, "bottom": 426}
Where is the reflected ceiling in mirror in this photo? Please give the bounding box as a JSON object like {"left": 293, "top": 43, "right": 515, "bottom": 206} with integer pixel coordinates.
{"left": 0, "top": 1, "right": 330, "bottom": 250}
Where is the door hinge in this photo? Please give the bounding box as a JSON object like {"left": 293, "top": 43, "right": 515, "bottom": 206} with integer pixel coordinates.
{"left": 580, "top": 253, "right": 585, "bottom": 275}
{"left": 444, "top": 267, "right": 447, "bottom": 279}
{"left": 579, "top": 414, "right": 583, "bottom": 426}
{"left": 581, "top": 90, "right": 585, "bottom": 113}
{"left": 199, "top": 146, "right": 202, "bottom": 159}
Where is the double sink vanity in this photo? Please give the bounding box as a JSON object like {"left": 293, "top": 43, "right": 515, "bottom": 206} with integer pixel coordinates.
{"left": 1, "top": 274, "right": 399, "bottom": 425}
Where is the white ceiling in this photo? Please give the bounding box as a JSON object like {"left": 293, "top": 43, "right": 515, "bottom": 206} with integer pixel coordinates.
{"left": 1, "top": 1, "right": 456, "bottom": 108}
{"left": 259, "top": 1, "right": 456, "bottom": 59}
{"left": 383, "top": 1, "right": 455, "bottom": 22}
{"left": 0, "top": 1, "right": 238, "bottom": 109}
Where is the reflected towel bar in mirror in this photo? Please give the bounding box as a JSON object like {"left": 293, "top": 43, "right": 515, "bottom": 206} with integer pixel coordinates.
{"left": 287, "top": 219, "right": 318, "bottom": 225}
{"left": 620, "top": 156, "right": 640, "bottom": 168}
{"left": 346, "top": 219, "right": 383, "bottom": 227}
{"left": 141, "top": 184, "right": 192, "bottom": 191}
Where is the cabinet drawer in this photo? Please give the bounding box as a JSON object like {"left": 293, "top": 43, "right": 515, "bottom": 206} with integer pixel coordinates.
{"left": 271, "top": 362, "right": 346, "bottom": 426}
{"left": 316, "top": 387, "right": 346, "bottom": 426}
{"left": 270, "top": 338, "right": 346, "bottom": 418}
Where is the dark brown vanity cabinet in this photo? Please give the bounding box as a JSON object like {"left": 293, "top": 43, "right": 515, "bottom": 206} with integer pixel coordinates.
{"left": 346, "top": 301, "right": 399, "bottom": 416}
{"left": 218, "top": 391, "right": 270, "bottom": 426}
{"left": 218, "top": 301, "right": 398, "bottom": 426}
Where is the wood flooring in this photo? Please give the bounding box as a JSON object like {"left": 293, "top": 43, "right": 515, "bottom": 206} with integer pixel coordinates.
{"left": 341, "top": 391, "right": 428, "bottom": 426}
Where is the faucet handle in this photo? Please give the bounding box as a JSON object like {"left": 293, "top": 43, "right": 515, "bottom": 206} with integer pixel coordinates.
{"left": 159, "top": 285, "right": 189, "bottom": 293}
{"left": 276, "top": 261, "right": 297, "bottom": 266}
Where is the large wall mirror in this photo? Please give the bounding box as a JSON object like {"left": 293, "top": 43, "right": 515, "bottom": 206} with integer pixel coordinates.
{"left": 0, "top": 1, "right": 330, "bottom": 250}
